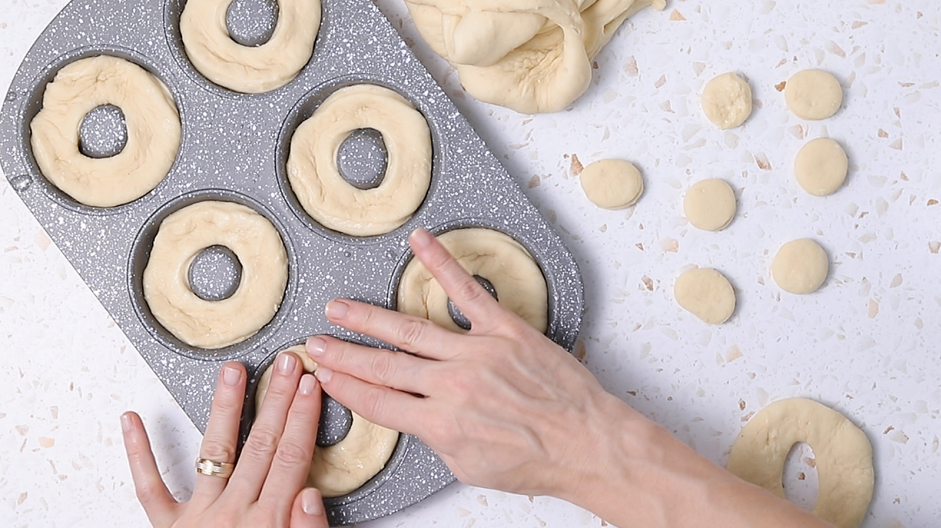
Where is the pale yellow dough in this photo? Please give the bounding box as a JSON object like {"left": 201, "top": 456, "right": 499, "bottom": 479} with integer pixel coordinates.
{"left": 287, "top": 84, "right": 432, "bottom": 237}
{"left": 580, "top": 159, "right": 644, "bottom": 210}
{"left": 727, "top": 398, "right": 874, "bottom": 528}
{"left": 701, "top": 72, "right": 752, "bottom": 129}
{"left": 785, "top": 69, "right": 842, "bottom": 120}
{"left": 143, "top": 201, "right": 288, "bottom": 349}
{"left": 771, "top": 238, "right": 828, "bottom": 295}
{"left": 673, "top": 268, "right": 735, "bottom": 324}
{"left": 29, "top": 55, "right": 181, "bottom": 207}
{"left": 794, "top": 138, "right": 848, "bottom": 196}
{"left": 683, "top": 179, "right": 736, "bottom": 231}
{"left": 181, "top": 0, "right": 321, "bottom": 93}
{"left": 256, "top": 346, "right": 399, "bottom": 498}
{"left": 397, "top": 228, "right": 548, "bottom": 333}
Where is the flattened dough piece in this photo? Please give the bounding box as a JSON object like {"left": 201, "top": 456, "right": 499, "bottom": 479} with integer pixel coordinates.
{"left": 727, "top": 398, "right": 874, "bottom": 528}
{"left": 684, "top": 179, "right": 736, "bottom": 231}
{"left": 580, "top": 159, "right": 644, "bottom": 209}
{"left": 771, "top": 238, "right": 828, "bottom": 294}
{"left": 674, "top": 268, "right": 735, "bottom": 324}
{"left": 701, "top": 72, "right": 752, "bottom": 129}
{"left": 785, "top": 70, "right": 842, "bottom": 120}
{"left": 794, "top": 138, "right": 848, "bottom": 196}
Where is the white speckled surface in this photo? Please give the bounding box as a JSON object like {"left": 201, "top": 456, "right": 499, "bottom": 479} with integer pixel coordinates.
{"left": 2, "top": 1, "right": 939, "bottom": 527}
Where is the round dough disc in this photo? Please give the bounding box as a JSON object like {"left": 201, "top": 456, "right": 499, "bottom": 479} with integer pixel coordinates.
{"left": 771, "top": 238, "right": 828, "bottom": 294}
{"left": 579, "top": 159, "right": 644, "bottom": 210}
{"left": 683, "top": 179, "right": 736, "bottom": 231}
{"left": 785, "top": 70, "right": 843, "bottom": 120}
{"left": 794, "top": 138, "right": 848, "bottom": 196}
{"left": 674, "top": 268, "right": 735, "bottom": 324}
{"left": 701, "top": 72, "right": 753, "bottom": 129}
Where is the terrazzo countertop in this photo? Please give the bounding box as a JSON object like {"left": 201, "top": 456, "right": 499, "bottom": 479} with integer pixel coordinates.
{"left": 2, "top": 0, "right": 939, "bottom": 526}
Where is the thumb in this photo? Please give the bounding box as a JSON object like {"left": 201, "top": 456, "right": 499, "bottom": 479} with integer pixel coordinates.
{"left": 291, "top": 488, "right": 330, "bottom": 528}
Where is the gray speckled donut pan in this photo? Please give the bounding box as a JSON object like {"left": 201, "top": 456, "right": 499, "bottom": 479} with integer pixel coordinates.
{"left": 0, "top": 0, "right": 584, "bottom": 524}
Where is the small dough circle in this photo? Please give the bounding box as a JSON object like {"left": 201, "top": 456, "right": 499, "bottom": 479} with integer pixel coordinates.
{"left": 794, "top": 138, "right": 848, "bottom": 196}
{"left": 256, "top": 346, "right": 399, "bottom": 497}
{"left": 29, "top": 55, "right": 181, "bottom": 207}
{"left": 180, "top": 0, "right": 321, "bottom": 93}
{"left": 287, "top": 85, "right": 432, "bottom": 236}
{"left": 701, "top": 72, "right": 752, "bottom": 129}
{"left": 785, "top": 70, "right": 843, "bottom": 120}
{"left": 397, "top": 228, "right": 548, "bottom": 333}
{"left": 771, "top": 239, "right": 828, "bottom": 295}
{"left": 579, "top": 159, "right": 644, "bottom": 210}
{"left": 727, "top": 398, "right": 874, "bottom": 528}
{"left": 683, "top": 179, "right": 736, "bottom": 231}
{"left": 674, "top": 268, "right": 735, "bottom": 324}
{"left": 143, "top": 201, "right": 288, "bottom": 349}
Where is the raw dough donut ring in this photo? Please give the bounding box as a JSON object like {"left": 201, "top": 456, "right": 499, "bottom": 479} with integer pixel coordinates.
{"left": 255, "top": 346, "right": 399, "bottom": 498}
{"left": 29, "top": 55, "right": 181, "bottom": 207}
{"left": 727, "top": 398, "right": 874, "bottom": 528}
{"left": 143, "top": 201, "right": 288, "bottom": 349}
{"left": 180, "top": 0, "right": 321, "bottom": 93}
{"left": 397, "top": 228, "right": 548, "bottom": 333}
{"left": 287, "top": 84, "right": 432, "bottom": 236}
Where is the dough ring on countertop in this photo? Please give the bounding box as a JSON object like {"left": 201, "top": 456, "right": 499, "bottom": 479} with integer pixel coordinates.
{"left": 287, "top": 84, "right": 432, "bottom": 236}
{"left": 256, "top": 346, "right": 399, "bottom": 498}
{"left": 143, "top": 201, "right": 288, "bottom": 349}
{"left": 397, "top": 228, "right": 548, "bottom": 333}
{"left": 29, "top": 55, "right": 181, "bottom": 207}
{"left": 727, "top": 398, "right": 874, "bottom": 528}
{"left": 181, "top": 0, "right": 321, "bottom": 93}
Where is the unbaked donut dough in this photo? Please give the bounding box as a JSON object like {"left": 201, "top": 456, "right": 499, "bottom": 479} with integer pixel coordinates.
{"left": 580, "top": 159, "right": 644, "bottom": 209}
{"left": 397, "top": 228, "right": 548, "bottom": 333}
{"left": 683, "top": 179, "right": 736, "bottom": 231}
{"left": 785, "top": 70, "right": 842, "bottom": 120}
{"left": 674, "top": 268, "right": 735, "bottom": 324}
{"left": 701, "top": 72, "right": 752, "bottom": 129}
{"left": 287, "top": 84, "right": 432, "bottom": 236}
{"left": 256, "top": 346, "right": 399, "bottom": 498}
{"left": 771, "top": 239, "right": 828, "bottom": 295}
{"left": 29, "top": 55, "right": 181, "bottom": 207}
{"left": 727, "top": 398, "right": 874, "bottom": 528}
{"left": 143, "top": 201, "right": 288, "bottom": 349}
{"left": 180, "top": 0, "right": 321, "bottom": 93}
{"left": 794, "top": 138, "right": 848, "bottom": 196}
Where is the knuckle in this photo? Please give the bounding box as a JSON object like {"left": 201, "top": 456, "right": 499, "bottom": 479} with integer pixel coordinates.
{"left": 396, "top": 319, "right": 428, "bottom": 349}
{"left": 200, "top": 440, "right": 236, "bottom": 463}
{"left": 457, "top": 278, "right": 486, "bottom": 305}
{"left": 134, "top": 482, "right": 161, "bottom": 506}
{"left": 273, "top": 440, "right": 311, "bottom": 468}
{"left": 369, "top": 352, "right": 398, "bottom": 384}
{"left": 243, "top": 427, "right": 280, "bottom": 460}
{"left": 360, "top": 386, "right": 387, "bottom": 421}
{"left": 424, "top": 412, "right": 460, "bottom": 449}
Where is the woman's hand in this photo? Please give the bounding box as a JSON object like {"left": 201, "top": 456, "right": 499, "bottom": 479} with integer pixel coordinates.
{"left": 121, "top": 352, "right": 329, "bottom": 528}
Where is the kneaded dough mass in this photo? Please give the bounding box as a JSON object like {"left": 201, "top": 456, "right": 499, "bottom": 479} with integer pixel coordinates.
{"left": 771, "top": 238, "right": 828, "bottom": 295}
{"left": 143, "top": 201, "right": 288, "bottom": 349}
{"left": 580, "top": 159, "right": 644, "bottom": 210}
{"left": 701, "top": 72, "right": 752, "bottom": 129}
{"left": 727, "top": 398, "right": 874, "bottom": 528}
{"left": 30, "top": 55, "right": 181, "bottom": 207}
{"left": 785, "top": 69, "right": 842, "bottom": 120}
{"left": 794, "top": 138, "right": 848, "bottom": 196}
{"left": 397, "top": 228, "right": 548, "bottom": 333}
{"left": 683, "top": 179, "right": 736, "bottom": 231}
{"left": 256, "top": 346, "right": 399, "bottom": 498}
{"left": 674, "top": 268, "right": 735, "bottom": 325}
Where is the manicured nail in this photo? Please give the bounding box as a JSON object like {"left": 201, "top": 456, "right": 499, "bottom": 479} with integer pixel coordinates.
{"left": 120, "top": 413, "right": 132, "bottom": 433}
{"left": 314, "top": 367, "right": 334, "bottom": 384}
{"left": 410, "top": 228, "right": 433, "bottom": 248}
{"left": 222, "top": 365, "right": 241, "bottom": 386}
{"left": 302, "top": 487, "right": 324, "bottom": 516}
{"left": 278, "top": 353, "right": 297, "bottom": 374}
{"left": 307, "top": 337, "right": 326, "bottom": 357}
{"left": 325, "top": 300, "right": 349, "bottom": 319}
{"left": 299, "top": 374, "right": 317, "bottom": 395}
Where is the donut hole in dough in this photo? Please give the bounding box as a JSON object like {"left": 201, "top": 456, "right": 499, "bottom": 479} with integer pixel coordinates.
{"left": 397, "top": 228, "right": 548, "bottom": 333}
{"left": 701, "top": 72, "right": 752, "bottom": 129}
{"left": 673, "top": 268, "right": 735, "bottom": 325}
{"left": 187, "top": 245, "right": 243, "bottom": 302}
{"left": 794, "top": 138, "right": 848, "bottom": 196}
{"left": 785, "top": 69, "right": 843, "bottom": 120}
{"left": 771, "top": 238, "right": 829, "bottom": 295}
{"left": 684, "top": 179, "right": 736, "bottom": 231}
{"left": 142, "top": 200, "right": 288, "bottom": 349}
{"left": 29, "top": 55, "right": 181, "bottom": 207}
{"left": 225, "top": 0, "right": 280, "bottom": 47}
{"left": 336, "top": 127, "right": 388, "bottom": 190}
{"left": 727, "top": 398, "right": 874, "bottom": 528}
{"left": 255, "top": 346, "right": 399, "bottom": 498}
{"left": 782, "top": 442, "right": 820, "bottom": 512}
{"left": 580, "top": 159, "right": 644, "bottom": 210}
{"left": 287, "top": 84, "right": 432, "bottom": 237}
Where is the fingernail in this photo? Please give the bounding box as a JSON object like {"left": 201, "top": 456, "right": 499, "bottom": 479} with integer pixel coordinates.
{"left": 307, "top": 337, "right": 326, "bottom": 357}
{"left": 120, "top": 413, "right": 132, "bottom": 433}
{"left": 299, "top": 374, "right": 317, "bottom": 395}
{"left": 277, "top": 353, "right": 297, "bottom": 374}
{"left": 301, "top": 487, "right": 324, "bottom": 516}
{"left": 410, "top": 228, "right": 433, "bottom": 248}
{"left": 314, "top": 367, "right": 334, "bottom": 384}
{"left": 325, "top": 300, "right": 349, "bottom": 319}
{"left": 222, "top": 365, "right": 241, "bottom": 386}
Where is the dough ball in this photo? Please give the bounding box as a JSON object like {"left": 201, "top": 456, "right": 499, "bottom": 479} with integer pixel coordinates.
{"left": 701, "top": 72, "right": 752, "bottom": 129}
{"left": 785, "top": 70, "right": 843, "bottom": 120}
{"left": 579, "top": 159, "right": 644, "bottom": 210}
{"left": 794, "top": 138, "right": 848, "bottom": 196}
{"left": 674, "top": 268, "right": 736, "bottom": 324}
{"left": 683, "top": 179, "right": 736, "bottom": 231}
{"left": 771, "top": 239, "right": 828, "bottom": 294}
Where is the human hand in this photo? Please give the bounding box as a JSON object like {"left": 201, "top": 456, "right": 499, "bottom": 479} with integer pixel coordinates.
{"left": 121, "top": 353, "right": 329, "bottom": 528}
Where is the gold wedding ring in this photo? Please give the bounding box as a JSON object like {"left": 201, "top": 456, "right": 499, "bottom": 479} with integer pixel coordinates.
{"left": 195, "top": 457, "right": 235, "bottom": 478}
